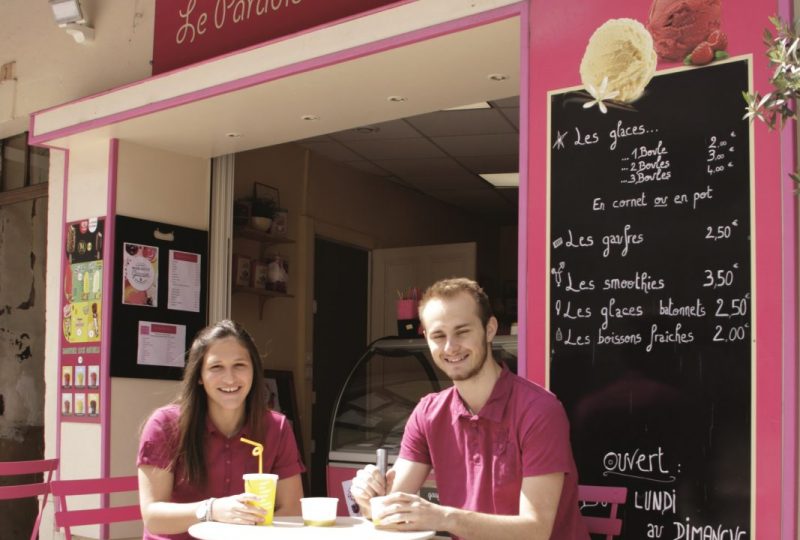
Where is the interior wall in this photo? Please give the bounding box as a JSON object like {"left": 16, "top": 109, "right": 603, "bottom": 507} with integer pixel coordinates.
{"left": 232, "top": 144, "right": 308, "bottom": 460}
{"left": 232, "top": 142, "right": 512, "bottom": 468}
{"left": 308, "top": 153, "right": 485, "bottom": 248}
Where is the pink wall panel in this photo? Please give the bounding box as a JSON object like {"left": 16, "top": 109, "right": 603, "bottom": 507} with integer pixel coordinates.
{"left": 526, "top": 0, "right": 793, "bottom": 537}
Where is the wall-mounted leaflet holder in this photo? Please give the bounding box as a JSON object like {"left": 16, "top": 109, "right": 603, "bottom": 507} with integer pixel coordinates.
{"left": 110, "top": 215, "right": 208, "bottom": 380}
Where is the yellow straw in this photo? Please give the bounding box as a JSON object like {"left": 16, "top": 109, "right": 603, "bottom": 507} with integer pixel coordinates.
{"left": 240, "top": 437, "right": 264, "bottom": 474}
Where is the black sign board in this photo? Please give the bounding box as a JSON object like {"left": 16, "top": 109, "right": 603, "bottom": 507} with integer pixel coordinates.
{"left": 549, "top": 59, "right": 752, "bottom": 539}
{"left": 110, "top": 215, "right": 208, "bottom": 380}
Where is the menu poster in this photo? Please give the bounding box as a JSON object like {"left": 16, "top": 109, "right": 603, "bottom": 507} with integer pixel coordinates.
{"left": 548, "top": 60, "right": 752, "bottom": 538}
{"left": 137, "top": 321, "right": 187, "bottom": 368}
{"left": 168, "top": 250, "right": 201, "bottom": 312}
{"left": 60, "top": 217, "right": 105, "bottom": 424}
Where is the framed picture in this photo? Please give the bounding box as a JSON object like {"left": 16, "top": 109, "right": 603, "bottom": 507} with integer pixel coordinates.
{"left": 264, "top": 369, "right": 303, "bottom": 456}
{"left": 252, "top": 260, "right": 269, "bottom": 289}
{"left": 233, "top": 255, "right": 252, "bottom": 287}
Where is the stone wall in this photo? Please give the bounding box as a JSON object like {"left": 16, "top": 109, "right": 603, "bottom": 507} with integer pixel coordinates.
{"left": 0, "top": 196, "right": 48, "bottom": 539}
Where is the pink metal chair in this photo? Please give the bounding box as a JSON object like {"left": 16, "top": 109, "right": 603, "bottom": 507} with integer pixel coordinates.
{"left": 51, "top": 475, "right": 141, "bottom": 540}
{"left": 0, "top": 458, "right": 59, "bottom": 540}
{"left": 578, "top": 484, "right": 628, "bottom": 539}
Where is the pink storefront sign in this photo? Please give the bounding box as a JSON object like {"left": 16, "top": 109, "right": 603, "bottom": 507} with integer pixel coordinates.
{"left": 153, "top": 0, "right": 404, "bottom": 74}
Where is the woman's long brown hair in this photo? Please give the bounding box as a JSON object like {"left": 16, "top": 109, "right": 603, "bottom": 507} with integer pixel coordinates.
{"left": 174, "top": 319, "right": 266, "bottom": 487}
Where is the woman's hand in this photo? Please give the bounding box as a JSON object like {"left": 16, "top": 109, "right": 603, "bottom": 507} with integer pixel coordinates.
{"left": 210, "top": 493, "right": 266, "bottom": 525}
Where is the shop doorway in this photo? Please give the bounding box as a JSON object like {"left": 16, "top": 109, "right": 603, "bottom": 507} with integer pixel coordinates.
{"left": 225, "top": 10, "right": 522, "bottom": 499}
{"left": 311, "top": 238, "right": 369, "bottom": 495}
{"left": 232, "top": 99, "right": 520, "bottom": 496}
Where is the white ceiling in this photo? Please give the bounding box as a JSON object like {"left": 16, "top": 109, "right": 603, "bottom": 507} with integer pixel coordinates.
{"left": 296, "top": 97, "right": 519, "bottom": 224}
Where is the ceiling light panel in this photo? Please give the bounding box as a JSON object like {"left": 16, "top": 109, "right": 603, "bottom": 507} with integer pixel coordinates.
{"left": 479, "top": 172, "right": 519, "bottom": 187}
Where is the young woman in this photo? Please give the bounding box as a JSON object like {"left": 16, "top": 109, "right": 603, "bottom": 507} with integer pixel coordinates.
{"left": 138, "top": 320, "right": 304, "bottom": 539}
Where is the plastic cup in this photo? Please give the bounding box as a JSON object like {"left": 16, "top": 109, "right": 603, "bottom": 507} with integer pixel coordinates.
{"left": 243, "top": 473, "right": 278, "bottom": 526}
{"left": 300, "top": 497, "right": 338, "bottom": 526}
{"left": 370, "top": 495, "right": 390, "bottom": 527}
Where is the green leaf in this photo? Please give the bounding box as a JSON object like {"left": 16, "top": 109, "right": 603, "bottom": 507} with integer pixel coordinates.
{"left": 715, "top": 51, "right": 730, "bottom": 60}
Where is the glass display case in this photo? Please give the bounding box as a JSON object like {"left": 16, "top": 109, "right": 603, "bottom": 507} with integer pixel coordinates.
{"left": 326, "top": 335, "right": 518, "bottom": 515}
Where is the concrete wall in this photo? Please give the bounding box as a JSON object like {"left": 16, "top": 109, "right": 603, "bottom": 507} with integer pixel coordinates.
{"left": 0, "top": 193, "right": 48, "bottom": 537}
{"left": 0, "top": 0, "right": 154, "bottom": 139}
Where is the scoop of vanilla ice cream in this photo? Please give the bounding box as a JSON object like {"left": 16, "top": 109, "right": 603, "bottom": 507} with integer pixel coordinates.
{"left": 579, "top": 18, "right": 658, "bottom": 103}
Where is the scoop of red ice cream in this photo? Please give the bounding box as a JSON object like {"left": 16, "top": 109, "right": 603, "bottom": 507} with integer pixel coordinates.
{"left": 646, "top": 0, "right": 721, "bottom": 61}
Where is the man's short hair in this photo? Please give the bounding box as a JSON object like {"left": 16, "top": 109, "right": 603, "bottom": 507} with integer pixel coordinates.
{"left": 418, "top": 277, "right": 493, "bottom": 327}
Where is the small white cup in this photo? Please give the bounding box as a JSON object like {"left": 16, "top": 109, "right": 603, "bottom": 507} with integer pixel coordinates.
{"left": 300, "top": 497, "right": 338, "bottom": 527}
{"left": 370, "top": 495, "right": 390, "bottom": 526}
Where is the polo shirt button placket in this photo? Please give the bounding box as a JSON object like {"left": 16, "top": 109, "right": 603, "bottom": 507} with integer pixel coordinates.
{"left": 223, "top": 441, "right": 232, "bottom": 493}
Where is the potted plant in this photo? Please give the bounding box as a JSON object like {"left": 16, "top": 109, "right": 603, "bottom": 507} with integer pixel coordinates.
{"left": 250, "top": 196, "right": 277, "bottom": 231}
{"left": 243, "top": 182, "right": 281, "bottom": 231}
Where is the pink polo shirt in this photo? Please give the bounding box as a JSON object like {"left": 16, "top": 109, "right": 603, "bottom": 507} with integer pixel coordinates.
{"left": 400, "top": 367, "right": 589, "bottom": 539}
{"left": 137, "top": 404, "right": 305, "bottom": 540}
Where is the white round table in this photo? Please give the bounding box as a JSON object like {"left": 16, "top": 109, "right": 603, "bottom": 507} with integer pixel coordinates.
{"left": 188, "top": 516, "right": 436, "bottom": 540}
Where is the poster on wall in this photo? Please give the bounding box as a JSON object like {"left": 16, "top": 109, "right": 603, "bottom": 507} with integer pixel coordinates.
{"left": 59, "top": 217, "right": 105, "bottom": 424}
{"left": 548, "top": 42, "right": 753, "bottom": 539}
{"left": 122, "top": 242, "right": 159, "bottom": 307}
{"left": 136, "top": 321, "right": 187, "bottom": 368}
{"left": 168, "top": 250, "right": 202, "bottom": 312}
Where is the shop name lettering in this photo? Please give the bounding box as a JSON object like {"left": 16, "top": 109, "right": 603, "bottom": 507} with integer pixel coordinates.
{"left": 175, "top": 0, "right": 303, "bottom": 45}
{"left": 593, "top": 447, "right": 747, "bottom": 539}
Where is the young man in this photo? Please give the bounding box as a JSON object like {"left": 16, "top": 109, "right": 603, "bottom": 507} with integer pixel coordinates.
{"left": 350, "top": 278, "right": 588, "bottom": 540}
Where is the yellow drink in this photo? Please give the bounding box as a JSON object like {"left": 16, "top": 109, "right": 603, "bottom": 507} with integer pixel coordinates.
{"left": 303, "top": 519, "right": 336, "bottom": 527}
{"left": 243, "top": 473, "right": 278, "bottom": 525}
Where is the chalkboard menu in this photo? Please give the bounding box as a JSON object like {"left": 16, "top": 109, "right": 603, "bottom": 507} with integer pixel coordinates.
{"left": 549, "top": 59, "right": 752, "bottom": 539}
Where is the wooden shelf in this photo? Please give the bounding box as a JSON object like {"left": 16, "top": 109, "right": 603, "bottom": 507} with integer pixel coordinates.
{"left": 233, "top": 228, "right": 293, "bottom": 318}
{"left": 234, "top": 226, "right": 294, "bottom": 245}
{"left": 233, "top": 286, "right": 293, "bottom": 319}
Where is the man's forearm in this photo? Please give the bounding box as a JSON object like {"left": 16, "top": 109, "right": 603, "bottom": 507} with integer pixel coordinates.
{"left": 441, "top": 506, "right": 553, "bottom": 540}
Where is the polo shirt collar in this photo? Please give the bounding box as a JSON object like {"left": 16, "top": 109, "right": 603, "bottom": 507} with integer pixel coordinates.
{"left": 205, "top": 414, "right": 249, "bottom": 439}
{"left": 451, "top": 364, "right": 513, "bottom": 424}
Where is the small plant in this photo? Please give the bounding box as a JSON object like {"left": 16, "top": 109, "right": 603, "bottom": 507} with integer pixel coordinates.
{"left": 251, "top": 197, "right": 277, "bottom": 219}
{"left": 743, "top": 16, "right": 800, "bottom": 192}
{"left": 743, "top": 16, "right": 800, "bottom": 128}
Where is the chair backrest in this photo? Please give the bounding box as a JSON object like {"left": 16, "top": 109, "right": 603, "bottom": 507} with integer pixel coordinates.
{"left": 51, "top": 475, "right": 141, "bottom": 540}
{"left": 0, "top": 458, "right": 59, "bottom": 540}
{"left": 577, "top": 484, "right": 628, "bottom": 539}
